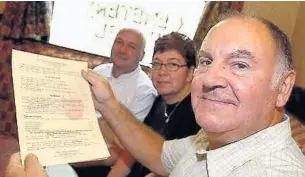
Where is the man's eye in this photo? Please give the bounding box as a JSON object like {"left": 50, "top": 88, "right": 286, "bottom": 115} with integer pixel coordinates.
{"left": 129, "top": 45, "right": 136, "bottom": 50}
{"left": 199, "top": 59, "right": 212, "bottom": 66}
{"left": 114, "top": 40, "right": 123, "bottom": 44}
{"left": 232, "top": 62, "right": 249, "bottom": 69}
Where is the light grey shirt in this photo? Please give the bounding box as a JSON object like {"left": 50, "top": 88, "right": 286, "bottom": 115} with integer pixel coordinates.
{"left": 94, "top": 63, "right": 157, "bottom": 122}
{"left": 162, "top": 116, "right": 305, "bottom": 177}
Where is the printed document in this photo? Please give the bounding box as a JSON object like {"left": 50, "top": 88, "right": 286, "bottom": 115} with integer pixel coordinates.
{"left": 12, "top": 49, "right": 110, "bottom": 166}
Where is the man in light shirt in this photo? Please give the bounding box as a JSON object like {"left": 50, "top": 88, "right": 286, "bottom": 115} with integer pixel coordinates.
{"left": 5, "top": 14, "right": 305, "bottom": 177}
{"left": 73, "top": 28, "right": 157, "bottom": 177}
{"left": 94, "top": 28, "right": 157, "bottom": 123}
{"left": 92, "top": 28, "right": 157, "bottom": 142}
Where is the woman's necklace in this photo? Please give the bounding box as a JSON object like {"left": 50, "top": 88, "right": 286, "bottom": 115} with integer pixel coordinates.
{"left": 164, "top": 101, "right": 182, "bottom": 123}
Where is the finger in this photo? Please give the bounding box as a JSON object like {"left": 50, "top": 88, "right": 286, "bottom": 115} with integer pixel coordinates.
{"left": 81, "top": 69, "right": 89, "bottom": 81}
{"left": 82, "top": 69, "right": 105, "bottom": 86}
{"left": 88, "top": 69, "right": 109, "bottom": 84}
{"left": 7, "top": 152, "right": 23, "bottom": 168}
{"left": 82, "top": 69, "right": 109, "bottom": 85}
{"left": 81, "top": 69, "right": 99, "bottom": 80}
{"left": 81, "top": 70, "right": 103, "bottom": 104}
{"left": 4, "top": 152, "right": 25, "bottom": 177}
{"left": 24, "top": 154, "right": 47, "bottom": 177}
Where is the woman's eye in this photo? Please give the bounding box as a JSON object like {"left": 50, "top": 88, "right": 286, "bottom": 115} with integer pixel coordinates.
{"left": 168, "top": 63, "right": 179, "bottom": 67}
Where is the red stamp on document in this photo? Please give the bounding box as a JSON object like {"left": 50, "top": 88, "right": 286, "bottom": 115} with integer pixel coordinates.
{"left": 61, "top": 93, "right": 84, "bottom": 120}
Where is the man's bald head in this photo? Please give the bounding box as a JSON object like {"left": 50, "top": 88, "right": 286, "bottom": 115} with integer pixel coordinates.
{"left": 208, "top": 14, "right": 293, "bottom": 88}
{"left": 110, "top": 28, "right": 147, "bottom": 73}
{"left": 192, "top": 14, "right": 296, "bottom": 140}
{"left": 117, "top": 28, "right": 146, "bottom": 52}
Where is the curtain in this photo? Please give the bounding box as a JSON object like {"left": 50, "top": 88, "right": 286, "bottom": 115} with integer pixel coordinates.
{"left": 193, "top": 1, "right": 244, "bottom": 50}
{"left": 0, "top": 1, "right": 53, "bottom": 41}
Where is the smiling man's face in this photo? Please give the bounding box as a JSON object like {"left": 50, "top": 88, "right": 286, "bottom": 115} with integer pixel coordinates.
{"left": 191, "top": 18, "right": 280, "bottom": 136}
{"left": 110, "top": 29, "right": 144, "bottom": 71}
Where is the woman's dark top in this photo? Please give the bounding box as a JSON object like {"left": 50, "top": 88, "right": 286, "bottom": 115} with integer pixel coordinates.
{"left": 127, "top": 93, "right": 200, "bottom": 177}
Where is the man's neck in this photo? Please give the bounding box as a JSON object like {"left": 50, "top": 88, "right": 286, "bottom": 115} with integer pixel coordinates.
{"left": 163, "top": 84, "right": 191, "bottom": 104}
{"left": 207, "top": 109, "right": 284, "bottom": 150}
{"left": 112, "top": 65, "right": 138, "bottom": 78}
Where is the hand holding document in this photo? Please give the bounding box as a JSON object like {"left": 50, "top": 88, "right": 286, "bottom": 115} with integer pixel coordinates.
{"left": 12, "top": 49, "right": 110, "bottom": 166}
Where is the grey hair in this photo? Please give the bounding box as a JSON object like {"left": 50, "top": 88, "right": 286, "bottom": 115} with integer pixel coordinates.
{"left": 258, "top": 18, "right": 293, "bottom": 89}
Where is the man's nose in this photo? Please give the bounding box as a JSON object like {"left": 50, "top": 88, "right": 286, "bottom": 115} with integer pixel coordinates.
{"left": 118, "top": 44, "right": 128, "bottom": 53}
{"left": 198, "top": 64, "right": 228, "bottom": 89}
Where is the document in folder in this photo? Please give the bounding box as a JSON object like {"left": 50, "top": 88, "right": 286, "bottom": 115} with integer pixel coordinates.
{"left": 12, "top": 49, "right": 110, "bottom": 166}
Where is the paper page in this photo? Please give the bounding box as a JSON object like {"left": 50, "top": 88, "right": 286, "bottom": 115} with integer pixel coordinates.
{"left": 12, "top": 49, "right": 110, "bottom": 166}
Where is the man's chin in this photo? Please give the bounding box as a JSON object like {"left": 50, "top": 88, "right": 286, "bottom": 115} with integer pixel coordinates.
{"left": 195, "top": 114, "right": 229, "bottom": 132}
{"left": 112, "top": 55, "right": 128, "bottom": 61}
{"left": 112, "top": 60, "right": 127, "bottom": 67}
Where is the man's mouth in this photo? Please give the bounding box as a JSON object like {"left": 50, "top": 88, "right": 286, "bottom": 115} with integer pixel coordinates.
{"left": 114, "top": 54, "right": 127, "bottom": 60}
{"left": 200, "top": 96, "right": 237, "bottom": 106}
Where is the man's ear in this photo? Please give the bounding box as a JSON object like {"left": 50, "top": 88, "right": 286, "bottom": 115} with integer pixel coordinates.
{"left": 139, "top": 51, "right": 145, "bottom": 61}
{"left": 187, "top": 66, "right": 195, "bottom": 82}
{"left": 276, "top": 70, "right": 296, "bottom": 107}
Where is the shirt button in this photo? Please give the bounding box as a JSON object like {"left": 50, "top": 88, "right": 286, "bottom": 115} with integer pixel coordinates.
{"left": 196, "top": 147, "right": 207, "bottom": 161}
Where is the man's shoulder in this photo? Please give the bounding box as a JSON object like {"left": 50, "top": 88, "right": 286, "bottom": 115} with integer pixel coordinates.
{"left": 136, "top": 69, "right": 152, "bottom": 82}
{"left": 233, "top": 145, "right": 305, "bottom": 176}
{"left": 231, "top": 164, "right": 305, "bottom": 177}
{"left": 93, "top": 63, "right": 113, "bottom": 74}
{"left": 135, "top": 69, "right": 157, "bottom": 93}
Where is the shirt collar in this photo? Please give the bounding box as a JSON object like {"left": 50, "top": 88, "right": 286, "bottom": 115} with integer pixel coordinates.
{"left": 108, "top": 65, "right": 141, "bottom": 80}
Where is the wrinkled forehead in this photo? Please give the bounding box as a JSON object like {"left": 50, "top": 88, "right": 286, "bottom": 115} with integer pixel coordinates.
{"left": 200, "top": 18, "right": 277, "bottom": 60}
